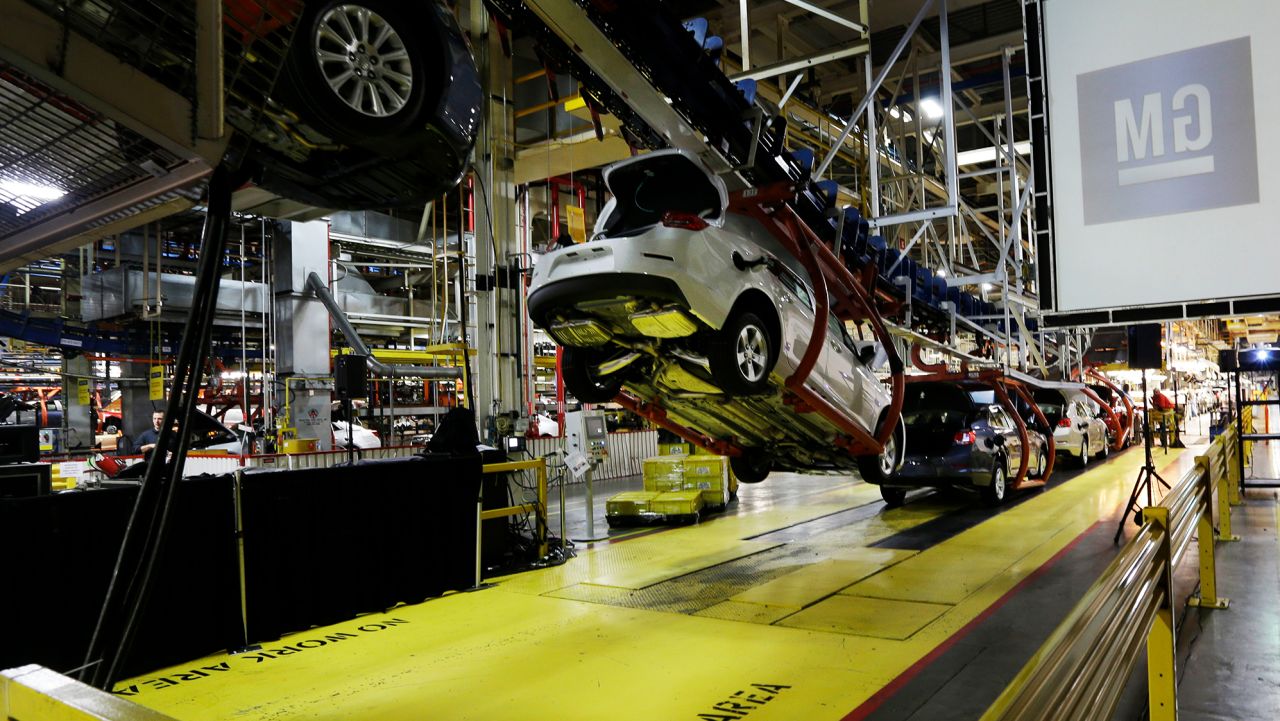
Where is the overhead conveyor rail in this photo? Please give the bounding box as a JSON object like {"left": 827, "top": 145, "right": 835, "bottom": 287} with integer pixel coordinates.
{"left": 1084, "top": 367, "right": 1137, "bottom": 451}
{"left": 981, "top": 425, "right": 1243, "bottom": 721}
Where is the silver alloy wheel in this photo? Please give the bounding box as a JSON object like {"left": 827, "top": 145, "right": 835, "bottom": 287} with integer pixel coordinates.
{"left": 315, "top": 4, "right": 413, "bottom": 117}
{"left": 735, "top": 324, "right": 768, "bottom": 382}
{"left": 992, "top": 465, "right": 1005, "bottom": 499}
{"left": 878, "top": 431, "right": 897, "bottom": 477}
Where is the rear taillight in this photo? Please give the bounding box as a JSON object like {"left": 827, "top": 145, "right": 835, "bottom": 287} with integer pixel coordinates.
{"left": 661, "top": 211, "right": 709, "bottom": 231}
{"left": 954, "top": 430, "right": 976, "bottom": 445}
{"left": 1057, "top": 418, "right": 1072, "bottom": 428}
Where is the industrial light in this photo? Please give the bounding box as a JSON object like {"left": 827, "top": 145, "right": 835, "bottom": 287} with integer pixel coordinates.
{"left": 981, "top": 283, "right": 994, "bottom": 291}
{"left": 936, "top": 269, "right": 947, "bottom": 278}
{"left": 955, "top": 141, "right": 1032, "bottom": 166}
{"left": 0, "top": 180, "right": 65, "bottom": 200}
{"left": 919, "top": 97, "right": 944, "bottom": 119}
{"left": 0, "top": 180, "right": 65, "bottom": 203}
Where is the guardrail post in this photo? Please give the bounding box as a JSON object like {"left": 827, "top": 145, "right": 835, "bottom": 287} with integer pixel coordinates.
{"left": 1227, "top": 427, "right": 1244, "bottom": 506}
{"left": 1142, "top": 506, "right": 1178, "bottom": 721}
{"left": 1209, "top": 447, "right": 1241, "bottom": 543}
{"left": 1188, "top": 460, "right": 1230, "bottom": 609}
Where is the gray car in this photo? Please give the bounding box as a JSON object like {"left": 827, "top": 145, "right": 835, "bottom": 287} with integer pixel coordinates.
{"left": 884, "top": 381, "right": 1049, "bottom": 507}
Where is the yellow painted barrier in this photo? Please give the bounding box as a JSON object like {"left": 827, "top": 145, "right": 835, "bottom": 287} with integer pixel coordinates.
{"left": 2, "top": 665, "right": 176, "bottom": 720}
{"left": 982, "top": 427, "right": 1237, "bottom": 721}
{"left": 480, "top": 459, "right": 548, "bottom": 558}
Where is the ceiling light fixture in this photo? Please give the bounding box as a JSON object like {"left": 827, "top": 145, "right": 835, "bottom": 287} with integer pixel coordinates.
{"left": 0, "top": 180, "right": 66, "bottom": 201}
{"left": 955, "top": 141, "right": 1033, "bottom": 166}
{"left": 919, "top": 97, "right": 944, "bottom": 120}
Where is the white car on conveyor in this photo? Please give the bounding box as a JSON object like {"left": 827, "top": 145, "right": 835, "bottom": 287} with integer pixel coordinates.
{"left": 527, "top": 149, "right": 900, "bottom": 484}
{"left": 1034, "top": 389, "right": 1109, "bottom": 468}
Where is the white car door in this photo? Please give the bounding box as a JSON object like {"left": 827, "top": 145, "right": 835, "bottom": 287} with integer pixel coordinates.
{"left": 772, "top": 264, "right": 829, "bottom": 390}
{"left": 821, "top": 315, "right": 873, "bottom": 425}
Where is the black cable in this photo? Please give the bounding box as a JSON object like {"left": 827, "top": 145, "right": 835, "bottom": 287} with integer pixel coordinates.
{"left": 83, "top": 167, "right": 236, "bottom": 689}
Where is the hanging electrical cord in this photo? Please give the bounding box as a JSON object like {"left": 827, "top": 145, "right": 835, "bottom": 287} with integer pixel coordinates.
{"left": 82, "top": 166, "right": 238, "bottom": 690}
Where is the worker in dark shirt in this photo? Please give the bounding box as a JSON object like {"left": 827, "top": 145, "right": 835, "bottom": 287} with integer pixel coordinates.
{"left": 132, "top": 409, "right": 165, "bottom": 455}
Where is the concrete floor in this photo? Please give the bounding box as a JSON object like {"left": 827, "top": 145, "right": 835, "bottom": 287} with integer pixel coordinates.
{"left": 110, "top": 430, "right": 1278, "bottom": 720}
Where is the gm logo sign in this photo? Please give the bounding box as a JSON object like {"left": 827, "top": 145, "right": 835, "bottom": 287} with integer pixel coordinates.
{"left": 1076, "top": 38, "right": 1259, "bottom": 225}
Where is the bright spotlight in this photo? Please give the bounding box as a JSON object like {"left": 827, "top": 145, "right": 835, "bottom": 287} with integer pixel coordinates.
{"left": 919, "top": 97, "right": 944, "bottom": 120}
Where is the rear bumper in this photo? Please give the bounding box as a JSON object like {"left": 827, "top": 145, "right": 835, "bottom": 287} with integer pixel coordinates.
{"left": 527, "top": 272, "right": 687, "bottom": 327}
{"left": 894, "top": 452, "right": 992, "bottom": 487}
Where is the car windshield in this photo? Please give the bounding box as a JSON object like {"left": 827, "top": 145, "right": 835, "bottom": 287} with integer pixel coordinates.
{"left": 600, "top": 153, "right": 723, "bottom": 238}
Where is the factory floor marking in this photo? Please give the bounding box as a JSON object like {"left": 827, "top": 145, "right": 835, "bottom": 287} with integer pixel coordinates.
{"left": 118, "top": 447, "right": 1195, "bottom": 721}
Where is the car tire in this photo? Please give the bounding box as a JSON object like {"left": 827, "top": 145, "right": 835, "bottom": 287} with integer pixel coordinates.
{"left": 1034, "top": 447, "right": 1048, "bottom": 479}
{"left": 561, "top": 347, "right": 626, "bottom": 403}
{"left": 730, "top": 448, "right": 771, "bottom": 484}
{"left": 983, "top": 462, "right": 1008, "bottom": 506}
{"left": 1099, "top": 436, "right": 1110, "bottom": 459}
{"left": 281, "top": 0, "right": 438, "bottom": 143}
{"left": 708, "top": 311, "right": 775, "bottom": 395}
{"left": 857, "top": 415, "right": 905, "bottom": 485}
{"left": 1079, "top": 439, "right": 1090, "bottom": 469}
{"left": 880, "top": 486, "right": 907, "bottom": 508}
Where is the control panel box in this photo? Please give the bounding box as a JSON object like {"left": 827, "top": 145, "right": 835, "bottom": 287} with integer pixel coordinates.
{"left": 564, "top": 410, "right": 609, "bottom": 461}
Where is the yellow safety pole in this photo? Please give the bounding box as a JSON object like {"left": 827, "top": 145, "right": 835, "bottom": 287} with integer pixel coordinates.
{"left": 1209, "top": 439, "right": 1241, "bottom": 542}
{"left": 537, "top": 461, "right": 548, "bottom": 558}
{"left": 1226, "top": 426, "right": 1244, "bottom": 506}
{"left": 1187, "top": 459, "right": 1229, "bottom": 609}
{"left": 1142, "top": 505, "right": 1178, "bottom": 721}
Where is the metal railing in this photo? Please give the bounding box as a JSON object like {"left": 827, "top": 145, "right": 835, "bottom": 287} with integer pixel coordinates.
{"left": 480, "top": 459, "right": 549, "bottom": 559}
{"left": 982, "top": 427, "right": 1244, "bottom": 721}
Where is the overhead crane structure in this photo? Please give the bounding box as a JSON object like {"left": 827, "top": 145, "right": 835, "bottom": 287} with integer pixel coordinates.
{"left": 513, "top": 0, "right": 907, "bottom": 459}
{"left": 510, "top": 0, "right": 1089, "bottom": 460}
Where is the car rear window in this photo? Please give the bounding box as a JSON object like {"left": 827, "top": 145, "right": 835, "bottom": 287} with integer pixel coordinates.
{"left": 967, "top": 389, "right": 995, "bottom": 405}
{"left": 904, "top": 383, "right": 972, "bottom": 412}
{"left": 601, "top": 153, "right": 723, "bottom": 238}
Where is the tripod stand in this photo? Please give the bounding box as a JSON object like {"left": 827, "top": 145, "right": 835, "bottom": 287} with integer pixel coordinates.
{"left": 1115, "top": 369, "right": 1170, "bottom": 543}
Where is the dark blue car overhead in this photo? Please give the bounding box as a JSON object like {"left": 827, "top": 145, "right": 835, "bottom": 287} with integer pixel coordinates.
{"left": 879, "top": 381, "right": 1048, "bottom": 508}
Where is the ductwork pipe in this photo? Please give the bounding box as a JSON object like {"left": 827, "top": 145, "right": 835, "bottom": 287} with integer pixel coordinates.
{"left": 306, "top": 271, "right": 462, "bottom": 380}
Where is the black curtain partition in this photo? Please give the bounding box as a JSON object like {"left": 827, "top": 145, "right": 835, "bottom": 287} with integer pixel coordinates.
{"left": 0, "top": 454, "right": 481, "bottom": 680}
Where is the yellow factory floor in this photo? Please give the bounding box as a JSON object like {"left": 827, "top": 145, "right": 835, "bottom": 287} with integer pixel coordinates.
{"left": 117, "top": 446, "right": 1200, "bottom": 720}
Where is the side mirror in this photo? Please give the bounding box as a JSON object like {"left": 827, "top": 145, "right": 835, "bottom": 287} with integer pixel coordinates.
{"left": 1078, "top": 422, "right": 1089, "bottom": 430}
{"left": 984, "top": 437, "right": 996, "bottom": 449}
{"left": 859, "top": 345, "right": 876, "bottom": 365}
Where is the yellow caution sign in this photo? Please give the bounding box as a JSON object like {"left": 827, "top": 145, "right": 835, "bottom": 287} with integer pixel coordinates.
{"left": 149, "top": 366, "right": 165, "bottom": 401}
{"left": 76, "top": 379, "right": 91, "bottom": 405}
{"left": 566, "top": 205, "right": 586, "bottom": 244}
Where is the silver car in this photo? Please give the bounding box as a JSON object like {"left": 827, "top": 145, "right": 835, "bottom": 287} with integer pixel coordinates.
{"left": 1036, "top": 390, "right": 1110, "bottom": 468}
{"left": 527, "top": 150, "right": 900, "bottom": 484}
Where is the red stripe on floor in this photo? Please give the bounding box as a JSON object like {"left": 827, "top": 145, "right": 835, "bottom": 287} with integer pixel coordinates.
{"left": 841, "top": 451, "right": 1191, "bottom": 720}
{"left": 840, "top": 520, "right": 1100, "bottom": 721}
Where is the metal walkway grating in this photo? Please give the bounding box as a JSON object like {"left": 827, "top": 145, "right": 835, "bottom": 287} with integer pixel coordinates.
{"left": 0, "top": 0, "right": 298, "bottom": 266}
{"left": 0, "top": 61, "right": 188, "bottom": 237}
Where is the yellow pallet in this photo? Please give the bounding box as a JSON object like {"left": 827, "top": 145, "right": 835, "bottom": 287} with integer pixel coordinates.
{"left": 605, "top": 491, "right": 662, "bottom": 517}
{"left": 643, "top": 456, "right": 686, "bottom": 492}
{"left": 657, "top": 442, "right": 692, "bottom": 456}
{"left": 650, "top": 490, "right": 705, "bottom": 518}
{"left": 682, "top": 455, "right": 731, "bottom": 509}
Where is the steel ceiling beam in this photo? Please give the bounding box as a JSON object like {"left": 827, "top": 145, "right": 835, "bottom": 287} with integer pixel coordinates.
{"left": 728, "top": 41, "right": 870, "bottom": 82}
